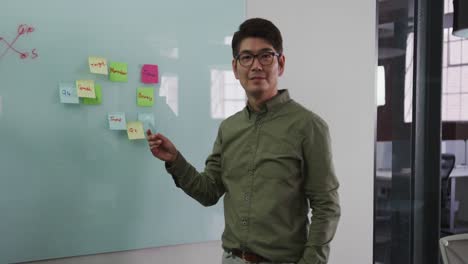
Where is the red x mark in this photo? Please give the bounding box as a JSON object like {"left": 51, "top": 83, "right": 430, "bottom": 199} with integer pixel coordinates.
{"left": 0, "top": 24, "right": 38, "bottom": 60}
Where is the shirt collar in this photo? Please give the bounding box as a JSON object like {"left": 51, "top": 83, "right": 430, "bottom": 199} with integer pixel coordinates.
{"left": 245, "top": 89, "right": 291, "bottom": 118}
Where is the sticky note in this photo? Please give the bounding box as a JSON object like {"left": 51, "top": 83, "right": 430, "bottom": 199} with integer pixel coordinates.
{"left": 127, "top": 121, "right": 145, "bottom": 140}
{"left": 141, "top": 64, "right": 159, "bottom": 84}
{"left": 76, "top": 80, "right": 96, "bottom": 98}
{"left": 108, "top": 112, "right": 127, "bottom": 130}
{"left": 109, "top": 62, "right": 128, "bottom": 82}
{"left": 137, "top": 87, "right": 154, "bottom": 107}
{"left": 59, "top": 82, "right": 79, "bottom": 104}
{"left": 138, "top": 112, "right": 156, "bottom": 133}
{"left": 89, "top": 56, "right": 108, "bottom": 75}
{"left": 82, "top": 84, "right": 102, "bottom": 105}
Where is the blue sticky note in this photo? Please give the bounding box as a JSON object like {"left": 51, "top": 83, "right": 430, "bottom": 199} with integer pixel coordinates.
{"left": 138, "top": 112, "right": 156, "bottom": 133}
{"left": 59, "top": 82, "right": 79, "bottom": 104}
{"left": 108, "top": 112, "right": 127, "bottom": 130}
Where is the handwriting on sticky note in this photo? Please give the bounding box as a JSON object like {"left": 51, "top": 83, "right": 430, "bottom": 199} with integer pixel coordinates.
{"left": 137, "top": 87, "right": 154, "bottom": 107}
{"left": 127, "top": 121, "right": 145, "bottom": 140}
{"left": 108, "top": 112, "right": 127, "bottom": 130}
{"left": 92, "top": 62, "right": 105, "bottom": 67}
{"left": 141, "top": 64, "right": 158, "bottom": 84}
{"left": 59, "top": 82, "right": 79, "bottom": 104}
{"left": 110, "top": 68, "right": 126, "bottom": 75}
{"left": 76, "top": 80, "right": 96, "bottom": 98}
{"left": 109, "top": 62, "right": 128, "bottom": 82}
{"left": 138, "top": 93, "right": 152, "bottom": 101}
{"left": 89, "top": 56, "right": 108, "bottom": 75}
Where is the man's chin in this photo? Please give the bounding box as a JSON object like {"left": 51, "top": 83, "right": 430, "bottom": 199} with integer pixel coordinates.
{"left": 246, "top": 87, "right": 267, "bottom": 98}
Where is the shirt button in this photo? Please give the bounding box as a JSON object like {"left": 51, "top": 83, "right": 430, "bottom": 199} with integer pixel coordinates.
{"left": 241, "top": 219, "right": 248, "bottom": 225}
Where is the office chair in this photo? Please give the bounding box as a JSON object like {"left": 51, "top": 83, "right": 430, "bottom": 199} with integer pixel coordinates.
{"left": 441, "top": 153, "right": 456, "bottom": 233}
{"left": 440, "top": 233, "right": 468, "bottom": 264}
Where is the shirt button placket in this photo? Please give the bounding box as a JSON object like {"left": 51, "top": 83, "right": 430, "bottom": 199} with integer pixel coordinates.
{"left": 241, "top": 218, "right": 248, "bottom": 226}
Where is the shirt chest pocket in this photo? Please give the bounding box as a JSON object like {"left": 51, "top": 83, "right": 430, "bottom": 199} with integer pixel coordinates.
{"left": 256, "top": 138, "right": 302, "bottom": 180}
{"left": 260, "top": 135, "right": 300, "bottom": 158}
{"left": 221, "top": 144, "right": 251, "bottom": 179}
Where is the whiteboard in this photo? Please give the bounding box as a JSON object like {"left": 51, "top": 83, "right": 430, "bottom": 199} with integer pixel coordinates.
{"left": 0, "top": 0, "right": 244, "bottom": 262}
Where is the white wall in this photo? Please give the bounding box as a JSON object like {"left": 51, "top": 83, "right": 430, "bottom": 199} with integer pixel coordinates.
{"left": 28, "top": 1, "right": 376, "bottom": 263}
{"left": 246, "top": 1, "right": 376, "bottom": 263}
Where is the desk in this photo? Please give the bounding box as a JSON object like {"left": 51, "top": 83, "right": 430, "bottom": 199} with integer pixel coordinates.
{"left": 448, "top": 168, "right": 468, "bottom": 233}
{"left": 376, "top": 167, "right": 468, "bottom": 234}
{"left": 376, "top": 167, "right": 468, "bottom": 179}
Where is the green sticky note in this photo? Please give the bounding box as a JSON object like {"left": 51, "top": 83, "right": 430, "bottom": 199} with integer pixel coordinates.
{"left": 83, "top": 84, "right": 102, "bottom": 105}
{"left": 137, "top": 87, "right": 154, "bottom": 107}
{"left": 109, "top": 62, "right": 128, "bottom": 82}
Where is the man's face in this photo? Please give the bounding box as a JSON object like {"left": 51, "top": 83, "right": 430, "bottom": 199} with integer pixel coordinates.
{"left": 232, "top": 37, "right": 285, "bottom": 98}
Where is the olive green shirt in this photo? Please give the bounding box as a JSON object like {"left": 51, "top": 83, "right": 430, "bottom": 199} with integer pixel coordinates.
{"left": 165, "top": 89, "right": 340, "bottom": 264}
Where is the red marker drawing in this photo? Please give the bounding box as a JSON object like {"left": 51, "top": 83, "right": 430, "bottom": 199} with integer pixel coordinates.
{"left": 0, "top": 24, "right": 38, "bottom": 60}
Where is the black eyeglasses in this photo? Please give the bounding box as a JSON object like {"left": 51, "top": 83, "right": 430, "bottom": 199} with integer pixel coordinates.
{"left": 235, "top": 51, "right": 281, "bottom": 67}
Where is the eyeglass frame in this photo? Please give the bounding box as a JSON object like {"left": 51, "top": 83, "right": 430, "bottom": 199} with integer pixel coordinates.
{"left": 234, "top": 50, "right": 282, "bottom": 67}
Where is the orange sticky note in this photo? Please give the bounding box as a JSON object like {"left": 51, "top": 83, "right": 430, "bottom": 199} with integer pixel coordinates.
{"left": 76, "top": 80, "right": 96, "bottom": 98}
{"left": 126, "top": 121, "right": 145, "bottom": 140}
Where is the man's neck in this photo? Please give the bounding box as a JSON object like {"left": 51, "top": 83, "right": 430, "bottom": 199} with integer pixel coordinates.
{"left": 247, "top": 89, "right": 279, "bottom": 112}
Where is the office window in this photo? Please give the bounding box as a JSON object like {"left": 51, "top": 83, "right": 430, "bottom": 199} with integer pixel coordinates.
{"left": 405, "top": 0, "right": 468, "bottom": 122}
{"left": 377, "top": 66, "right": 386, "bottom": 106}
{"left": 442, "top": 28, "right": 468, "bottom": 121}
{"left": 211, "top": 69, "right": 246, "bottom": 119}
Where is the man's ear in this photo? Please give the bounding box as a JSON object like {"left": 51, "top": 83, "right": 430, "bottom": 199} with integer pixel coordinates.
{"left": 278, "top": 55, "right": 286, "bottom": 77}
{"left": 232, "top": 59, "right": 239, "bottom": 79}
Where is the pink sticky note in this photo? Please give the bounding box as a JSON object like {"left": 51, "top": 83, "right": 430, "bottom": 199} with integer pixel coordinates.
{"left": 141, "top": 64, "right": 159, "bottom": 84}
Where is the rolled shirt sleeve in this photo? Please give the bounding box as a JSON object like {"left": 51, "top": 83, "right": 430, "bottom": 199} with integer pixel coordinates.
{"left": 165, "top": 126, "right": 225, "bottom": 207}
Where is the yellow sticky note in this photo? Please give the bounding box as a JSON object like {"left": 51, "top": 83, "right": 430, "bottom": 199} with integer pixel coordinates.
{"left": 127, "top": 121, "right": 145, "bottom": 140}
{"left": 76, "top": 80, "right": 96, "bottom": 98}
{"left": 89, "top": 56, "right": 108, "bottom": 75}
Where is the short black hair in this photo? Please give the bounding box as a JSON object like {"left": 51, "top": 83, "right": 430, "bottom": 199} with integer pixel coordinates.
{"left": 231, "top": 18, "right": 283, "bottom": 58}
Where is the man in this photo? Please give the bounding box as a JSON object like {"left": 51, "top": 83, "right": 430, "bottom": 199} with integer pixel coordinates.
{"left": 147, "top": 18, "right": 340, "bottom": 264}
